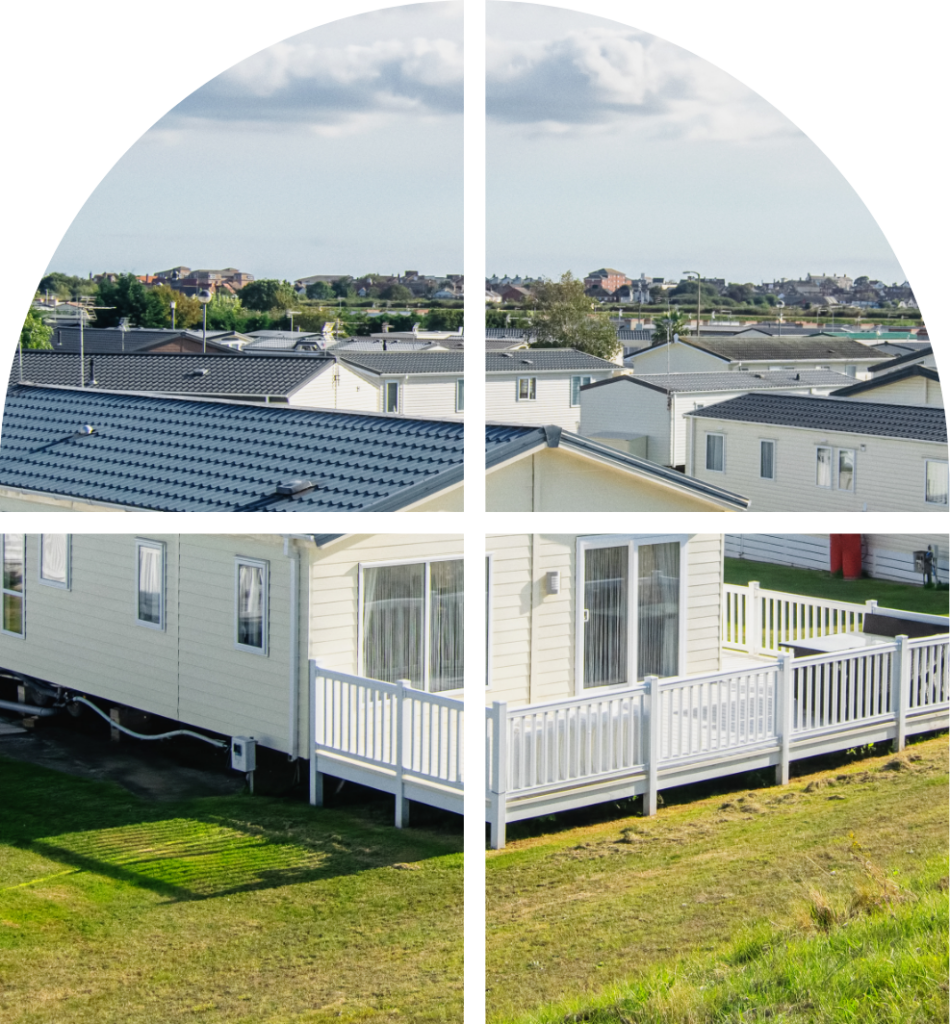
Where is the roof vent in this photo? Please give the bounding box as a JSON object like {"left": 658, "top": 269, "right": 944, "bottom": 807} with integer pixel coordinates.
{"left": 76, "top": 425, "right": 96, "bottom": 436}
{"left": 188, "top": 368, "right": 210, "bottom": 377}
{"left": 501, "top": 352, "right": 513, "bottom": 358}
{"left": 521, "top": 359, "right": 533, "bottom": 364}
{"left": 275, "top": 478, "right": 317, "bottom": 497}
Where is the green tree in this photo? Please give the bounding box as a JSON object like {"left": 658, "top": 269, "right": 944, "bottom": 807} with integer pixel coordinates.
{"left": 305, "top": 280, "right": 335, "bottom": 300}
{"left": 423, "top": 308, "right": 464, "bottom": 331}
{"left": 239, "top": 279, "right": 298, "bottom": 313}
{"left": 94, "top": 274, "right": 159, "bottom": 327}
{"left": 19, "top": 308, "right": 53, "bottom": 349}
{"left": 529, "top": 272, "right": 620, "bottom": 359}
{"left": 37, "top": 272, "right": 97, "bottom": 301}
{"left": 380, "top": 284, "right": 413, "bottom": 302}
{"left": 650, "top": 309, "right": 692, "bottom": 345}
{"left": 149, "top": 284, "right": 202, "bottom": 329}
{"left": 332, "top": 276, "right": 355, "bottom": 299}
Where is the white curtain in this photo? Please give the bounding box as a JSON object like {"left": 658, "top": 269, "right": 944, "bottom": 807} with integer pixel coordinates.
{"left": 138, "top": 545, "right": 162, "bottom": 624}
{"left": 637, "top": 542, "right": 680, "bottom": 680}
{"left": 927, "top": 462, "right": 949, "bottom": 505}
{"left": 3, "top": 535, "right": 24, "bottom": 635}
{"left": 363, "top": 563, "right": 424, "bottom": 687}
{"left": 41, "top": 535, "right": 67, "bottom": 584}
{"left": 584, "top": 546, "right": 628, "bottom": 687}
{"left": 838, "top": 449, "right": 854, "bottom": 491}
{"left": 816, "top": 447, "right": 832, "bottom": 487}
{"left": 238, "top": 563, "right": 264, "bottom": 647}
{"left": 429, "top": 559, "right": 463, "bottom": 692}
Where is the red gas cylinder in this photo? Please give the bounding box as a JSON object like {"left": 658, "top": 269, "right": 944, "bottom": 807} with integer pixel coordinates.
{"left": 829, "top": 534, "right": 843, "bottom": 574}
{"left": 842, "top": 534, "right": 862, "bottom": 580}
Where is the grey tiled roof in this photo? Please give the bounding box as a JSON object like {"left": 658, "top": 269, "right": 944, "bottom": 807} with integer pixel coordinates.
{"left": 666, "top": 336, "right": 881, "bottom": 361}
{"left": 587, "top": 369, "right": 855, "bottom": 395}
{"left": 686, "top": 393, "right": 947, "bottom": 442}
{"left": 46, "top": 327, "right": 209, "bottom": 353}
{"left": 868, "top": 346, "right": 934, "bottom": 373}
{"left": 485, "top": 328, "right": 526, "bottom": 339}
{"left": 8, "top": 351, "right": 334, "bottom": 397}
{"left": 337, "top": 348, "right": 618, "bottom": 376}
{"left": 0, "top": 386, "right": 464, "bottom": 512}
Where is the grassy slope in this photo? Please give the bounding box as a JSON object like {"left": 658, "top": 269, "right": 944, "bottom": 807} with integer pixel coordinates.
{"left": 0, "top": 756, "right": 462, "bottom": 1024}
{"left": 723, "top": 558, "right": 949, "bottom": 615}
{"left": 486, "top": 735, "right": 948, "bottom": 1023}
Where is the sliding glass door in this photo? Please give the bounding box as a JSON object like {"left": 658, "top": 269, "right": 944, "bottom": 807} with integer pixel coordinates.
{"left": 579, "top": 538, "right": 684, "bottom": 689}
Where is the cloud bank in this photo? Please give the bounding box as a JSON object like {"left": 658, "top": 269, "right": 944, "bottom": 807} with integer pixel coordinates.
{"left": 164, "top": 0, "right": 794, "bottom": 144}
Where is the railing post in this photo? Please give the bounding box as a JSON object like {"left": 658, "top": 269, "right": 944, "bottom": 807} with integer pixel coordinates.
{"left": 395, "top": 679, "right": 410, "bottom": 827}
{"left": 775, "top": 653, "right": 793, "bottom": 786}
{"left": 309, "top": 660, "right": 323, "bottom": 807}
{"left": 893, "top": 636, "right": 909, "bottom": 752}
{"left": 864, "top": 599, "right": 878, "bottom": 631}
{"left": 489, "top": 701, "right": 507, "bottom": 849}
{"left": 645, "top": 676, "right": 661, "bottom": 816}
{"left": 748, "top": 582, "right": 761, "bottom": 655}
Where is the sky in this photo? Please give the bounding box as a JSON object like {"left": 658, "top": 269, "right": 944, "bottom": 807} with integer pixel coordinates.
{"left": 3, "top": 0, "right": 945, "bottom": 286}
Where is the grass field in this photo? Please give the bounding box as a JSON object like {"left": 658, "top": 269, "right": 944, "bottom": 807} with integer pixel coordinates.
{"left": 486, "top": 735, "right": 948, "bottom": 1023}
{"left": 724, "top": 558, "right": 949, "bottom": 615}
{"left": 0, "top": 755, "right": 462, "bottom": 1024}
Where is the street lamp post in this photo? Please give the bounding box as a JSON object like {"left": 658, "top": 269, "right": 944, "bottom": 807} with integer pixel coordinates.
{"left": 684, "top": 270, "right": 701, "bottom": 334}
{"left": 169, "top": 300, "right": 176, "bottom": 330}
{"left": 286, "top": 309, "right": 302, "bottom": 333}
{"left": 196, "top": 289, "right": 213, "bottom": 354}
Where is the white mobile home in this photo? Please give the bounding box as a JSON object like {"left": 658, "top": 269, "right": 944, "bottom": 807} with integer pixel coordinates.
{"left": 831, "top": 366, "right": 942, "bottom": 408}
{"left": 685, "top": 393, "right": 948, "bottom": 512}
{"left": 579, "top": 371, "right": 852, "bottom": 469}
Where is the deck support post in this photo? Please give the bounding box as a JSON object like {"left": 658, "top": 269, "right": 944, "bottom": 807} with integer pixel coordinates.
{"left": 395, "top": 679, "right": 410, "bottom": 827}
{"left": 775, "top": 653, "right": 793, "bottom": 786}
{"left": 748, "top": 582, "right": 761, "bottom": 655}
{"left": 645, "top": 676, "right": 661, "bottom": 816}
{"left": 489, "top": 701, "right": 507, "bottom": 849}
{"left": 309, "top": 660, "right": 324, "bottom": 806}
{"left": 893, "top": 635, "right": 909, "bottom": 752}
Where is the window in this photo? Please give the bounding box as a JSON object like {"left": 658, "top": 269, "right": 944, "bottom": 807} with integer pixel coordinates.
{"left": 517, "top": 377, "right": 536, "bottom": 401}
{"left": 926, "top": 461, "right": 949, "bottom": 505}
{"left": 135, "top": 540, "right": 164, "bottom": 629}
{"left": 456, "top": 378, "right": 464, "bottom": 412}
{"left": 39, "top": 534, "right": 70, "bottom": 589}
{"left": 577, "top": 537, "right": 684, "bottom": 690}
{"left": 360, "top": 558, "right": 463, "bottom": 692}
{"left": 236, "top": 558, "right": 268, "bottom": 653}
{"left": 384, "top": 381, "right": 399, "bottom": 413}
{"left": 845, "top": 365, "right": 858, "bottom": 378}
{"left": 456, "top": 380, "right": 485, "bottom": 411}
{"left": 2, "top": 535, "right": 25, "bottom": 637}
{"left": 705, "top": 433, "right": 724, "bottom": 472}
{"left": 759, "top": 440, "right": 775, "bottom": 480}
{"left": 817, "top": 447, "right": 856, "bottom": 490}
{"left": 837, "top": 448, "right": 855, "bottom": 491}
{"left": 816, "top": 446, "right": 832, "bottom": 488}
{"left": 571, "top": 375, "right": 593, "bottom": 406}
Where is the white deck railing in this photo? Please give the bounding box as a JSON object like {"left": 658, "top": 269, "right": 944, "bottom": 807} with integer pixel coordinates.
{"left": 723, "top": 582, "right": 872, "bottom": 654}
{"left": 487, "top": 631, "right": 949, "bottom": 849}
{"left": 309, "top": 661, "right": 463, "bottom": 826}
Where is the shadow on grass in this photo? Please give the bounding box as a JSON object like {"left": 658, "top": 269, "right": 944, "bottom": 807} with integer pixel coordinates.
{"left": 1, "top": 753, "right": 461, "bottom": 903}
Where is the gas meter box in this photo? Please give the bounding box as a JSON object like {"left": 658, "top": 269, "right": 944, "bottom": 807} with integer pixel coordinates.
{"left": 231, "top": 736, "right": 256, "bottom": 772}
{"left": 913, "top": 550, "right": 929, "bottom": 573}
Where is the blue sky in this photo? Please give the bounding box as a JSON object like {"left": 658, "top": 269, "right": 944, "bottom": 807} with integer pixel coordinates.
{"left": 3, "top": 0, "right": 941, "bottom": 286}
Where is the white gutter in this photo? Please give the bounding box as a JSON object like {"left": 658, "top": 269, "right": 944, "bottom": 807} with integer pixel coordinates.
{"left": 283, "top": 535, "right": 301, "bottom": 760}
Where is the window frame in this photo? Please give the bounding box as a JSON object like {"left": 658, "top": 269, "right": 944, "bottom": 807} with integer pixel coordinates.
{"left": 456, "top": 377, "right": 464, "bottom": 412}
{"left": 454, "top": 378, "right": 483, "bottom": 409}
{"left": 836, "top": 448, "right": 856, "bottom": 492}
{"left": 134, "top": 538, "right": 166, "bottom": 631}
{"left": 38, "top": 534, "right": 71, "bottom": 590}
{"left": 234, "top": 557, "right": 269, "bottom": 656}
{"left": 1, "top": 534, "right": 26, "bottom": 639}
{"left": 357, "top": 555, "right": 464, "bottom": 695}
{"left": 570, "top": 375, "right": 594, "bottom": 407}
{"left": 383, "top": 379, "right": 400, "bottom": 413}
{"left": 516, "top": 376, "right": 537, "bottom": 402}
{"left": 925, "top": 459, "right": 949, "bottom": 506}
{"left": 759, "top": 439, "right": 776, "bottom": 481}
{"left": 816, "top": 446, "right": 833, "bottom": 488}
{"left": 705, "top": 432, "right": 725, "bottom": 473}
{"left": 573, "top": 535, "right": 689, "bottom": 696}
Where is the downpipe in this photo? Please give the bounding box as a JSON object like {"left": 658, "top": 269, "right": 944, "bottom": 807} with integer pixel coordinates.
{"left": 0, "top": 698, "right": 58, "bottom": 717}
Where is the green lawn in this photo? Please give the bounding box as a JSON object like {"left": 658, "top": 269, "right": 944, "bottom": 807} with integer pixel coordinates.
{"left": 724, "top": 558, "right": 949, "bottom": 615}
{"left": 0, "top": 755, "right": 462, "bottom": 1024}
{"left": 486, "top": 735, "right": 949, "bottom": 1023}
